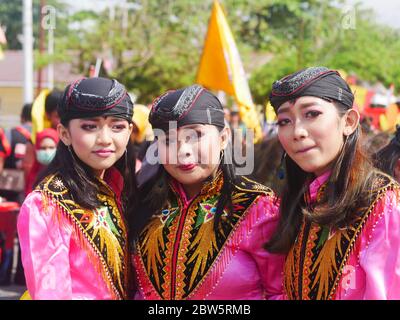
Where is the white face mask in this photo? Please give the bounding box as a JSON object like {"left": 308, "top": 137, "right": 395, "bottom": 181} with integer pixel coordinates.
{"left": 36, "top": 149, "right": 56, "bottom": 165}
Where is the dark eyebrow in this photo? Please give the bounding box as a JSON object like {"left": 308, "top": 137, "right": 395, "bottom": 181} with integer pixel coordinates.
{"left": 79, "top": 117, "right": 127, "bottom": 123}
{"left": 277, "top": 101, "right": 323, "bottom": 114}
{"left": 180, "top": 124, "right": 204, "bottom": 130}
{"left": 109, "top": 118, "right": 127, "bottom": 123}
{"left": 80, "top": 117, "right": 102, "bottom": 122}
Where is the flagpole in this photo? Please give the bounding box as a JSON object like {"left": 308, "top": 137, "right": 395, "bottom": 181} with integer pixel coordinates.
{"left": 196, "top": 0, "right": 262, "bottom": 142}
{"left": 37, "top": 0, "right": 46, "bottom": 96}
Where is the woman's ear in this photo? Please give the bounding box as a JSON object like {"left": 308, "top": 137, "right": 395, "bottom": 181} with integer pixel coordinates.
{"left": 57, "top": 123, "right": 71, "bottom": 146}
{"left": 127, "top": 123, "right": 134, "bottom": 143}
{"left": 220, "top": 126, "right": 231, "bottom": 150}
{"left": 344, "top": 109, "right": 360, "bottom": 136}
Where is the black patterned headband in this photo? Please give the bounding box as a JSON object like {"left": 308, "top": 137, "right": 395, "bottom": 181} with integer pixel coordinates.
{"left": 59, "top": 77, "right": 134, "bottom": 123}
{"left": 270, "top": 67, "right": 354, "bottom": 112}
{"left": 149, "top": 85, "right": 225, "bottom": 131}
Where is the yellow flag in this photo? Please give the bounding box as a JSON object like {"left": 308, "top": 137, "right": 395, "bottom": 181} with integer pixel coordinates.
{"left": 31, "top": 89, "right": 51, "bottom": 143}
{"left": 382, "top": 103, "right": 400, "bottom": 133}
{"left": 196, "top": 0, "right": 262, "bottom": 143}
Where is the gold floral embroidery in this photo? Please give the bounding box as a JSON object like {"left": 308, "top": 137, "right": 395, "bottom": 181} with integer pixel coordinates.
{"left": 284, "top": 173, "right": 399, "bottom": 300}
{"left": 37, "top": 174, "right": 129, "bottom": 300}
{"left": 140, "top": 218, "right": 166, "bottom": 292}
{"left": 137, "top": 173, "right": 273, "bottom": 300}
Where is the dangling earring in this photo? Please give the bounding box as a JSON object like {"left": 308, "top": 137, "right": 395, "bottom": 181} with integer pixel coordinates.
{"left": 219, "top": 149, "right": 225, "bottom": 165}
{"left": 67, "top": 144, "right": 74, "bottom": 158}
{"left": 67, "top": 144, "right": 79, "bottom": 168}
{"left": 124, "top": 148, "right": 129, "bottom": 174}
{"left": 210, "top": 149, "right": 225, "bottom": 180}
{"left": 277, "top": 152, "right": 287, "bottom": 180}
{"left": 331, "top": 134, "right": 349, "bottom": 181}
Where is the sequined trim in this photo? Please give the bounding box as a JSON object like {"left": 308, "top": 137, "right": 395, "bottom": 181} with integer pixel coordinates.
{"left": 135, "top": 174, "right": 274, "bottom": 300}
{"left": 37, "top": 174, "right": 129, "bottom": 300}
{"left": 284, "top": 173, "right": 399, "bottom": 300}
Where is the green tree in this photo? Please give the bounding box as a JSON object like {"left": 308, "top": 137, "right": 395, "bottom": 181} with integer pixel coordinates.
{"left": 56, "top": 0, "right": 213, "bottom": 102}
{"left": 247, "top": 1, "right": 400, "bottom": 104}
{"left": 14, "top": 0, "right": 399, "bottom": 105}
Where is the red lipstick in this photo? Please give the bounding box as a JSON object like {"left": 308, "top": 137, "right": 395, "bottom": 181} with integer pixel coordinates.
{"left": 178, "top": 163, "right": 197, "bottom": 171}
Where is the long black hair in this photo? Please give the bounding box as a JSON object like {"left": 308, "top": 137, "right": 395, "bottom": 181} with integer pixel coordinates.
{"left": 265, "top": 102, "right": 378, "bottom": 254}
{"left": 129, "top": 127, "right": 236, "bottom": 242}
{"left": 373, "top": 127, "right": 400, "bottom": 179}
{"left": 250, "top": 135, "right": 285, "bottom": 193}
{"left": 35, "top": 122, "right": 137, "bottom": 217}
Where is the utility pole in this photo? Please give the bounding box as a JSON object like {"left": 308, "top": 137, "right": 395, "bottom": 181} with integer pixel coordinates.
{"left": 47, "top": 20, "right": 54, "bottom": 90}
{"left": 43, "top": 4, "right": 56, "bottom": 90}
{"left": 37, "top": 0, "right": 46, "bottom": 95}
{"left": 23, "top": 0, "right": 34, "bottom": 103}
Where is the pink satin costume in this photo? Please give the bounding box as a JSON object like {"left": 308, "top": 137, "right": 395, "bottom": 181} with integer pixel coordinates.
{"left": 18, "top": 168, "right": 130, "bottom": 300}
{"left": 133, "top": 172, "right": 285, "bottom": 300}
{"left": 284, "top": 171, "right": 400, "bottom": 300}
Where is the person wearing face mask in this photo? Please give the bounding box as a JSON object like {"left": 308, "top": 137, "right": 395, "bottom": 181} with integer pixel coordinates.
{"left": 130, "top": 85, "right": 285, "bottom": 300}
{"left": 22, "top": 90, "right": 62, "bottom": 182}
{"left": 24, "top": 129, "right": 58, "bottom": 196}
{"left": 36, "top": 149, "right": 55, "bottom": 165}
{"left": 265, "top": 67, "right": 400, "bottom": 300}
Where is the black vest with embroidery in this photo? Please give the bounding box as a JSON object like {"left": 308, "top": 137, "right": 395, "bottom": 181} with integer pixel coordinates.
{"left": 134, "top": 172, "right": 274, "bottom": 300}
{"left": 37, "top": 173, "right": 130, "bottom": 300}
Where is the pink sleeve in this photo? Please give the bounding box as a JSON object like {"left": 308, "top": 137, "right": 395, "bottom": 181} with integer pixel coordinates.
{"left": 17, "top": 191, "right": 73, "bottom": 300}
{"left": 360, "top": 190, "right": 400, "bottom": 299}
{"left": 240, "top": 195, "right": 285, "bottom": 300}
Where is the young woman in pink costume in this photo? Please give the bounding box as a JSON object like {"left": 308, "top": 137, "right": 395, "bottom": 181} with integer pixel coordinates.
{"left": 130, "top": 85, "right": 285, "bottom": 300}
{"left": 18, "top": 77, "right": 136, "bottom": 299}
{"left": 266, "top": 67, "right": 400, "bottom": 300}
